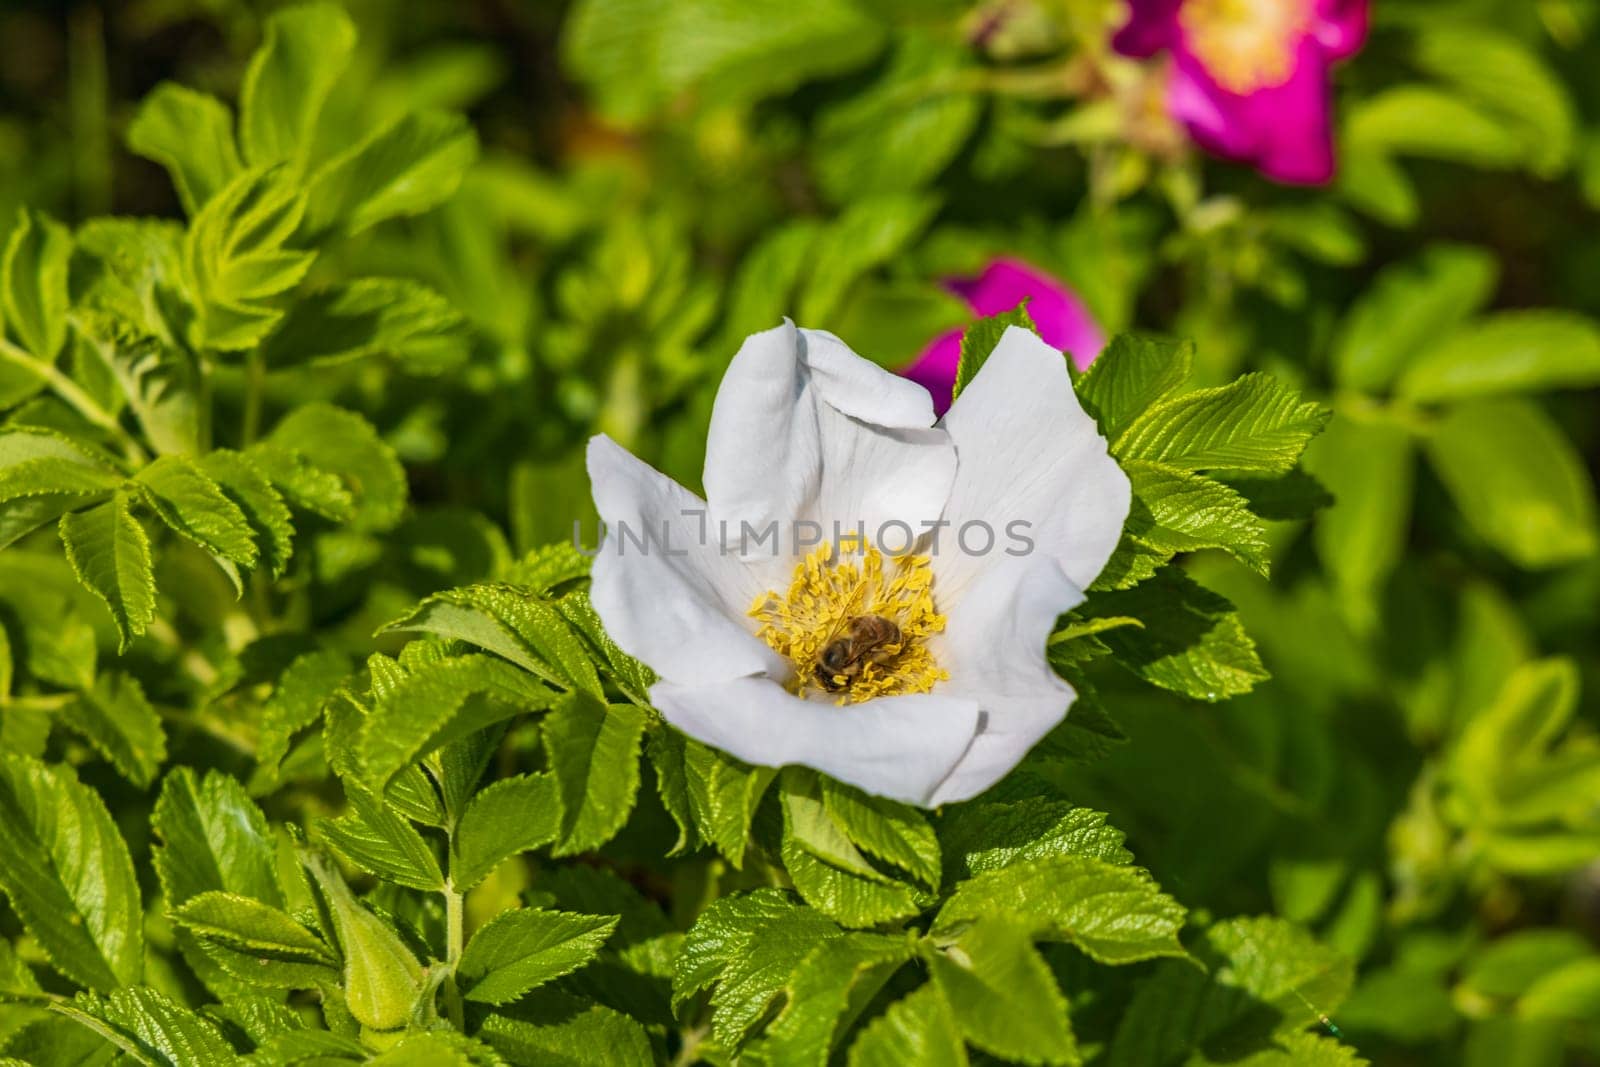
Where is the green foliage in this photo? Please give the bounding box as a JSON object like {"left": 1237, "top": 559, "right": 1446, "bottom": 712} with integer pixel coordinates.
{"left": 0, "top": 3, "right": 1592, "bottom": 1066}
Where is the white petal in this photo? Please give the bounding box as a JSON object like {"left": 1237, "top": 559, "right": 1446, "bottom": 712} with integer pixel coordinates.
{"left": 926, "top": 555, "right": 1082, "bottom": 806}
{"left": 588, "top": 435, "right": 789, "bottom": 688}
{"left": 703, "top": 322, "right": 955, "bottom": 554}
{"left": 932, "top": 326, "right": 1130, "bottom": 603}
{"left": 651, "top": 676, "right": 982, "bottom": 807}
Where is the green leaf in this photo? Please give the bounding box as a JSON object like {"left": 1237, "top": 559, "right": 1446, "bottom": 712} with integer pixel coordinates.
{"left": 1075, "top": 333, "right": 1195, "bottom": 441}
{"left": 238, "top": 2, "right": 356, "bottom": 170}
{"left": 459, "top": 908, "right": 619, "bottom": 1005}
{"left": 255, "top": 648, "right": 349, "bottom": 780}
{"left": 1115, "top": 373, "right": 1328, "bottom": 475}
{"left": 1331, "top": 245, "right": 1497, "bottom": 392}
{"left": 1084, "top": 567, "right": 1268, "bottom": 701}
{"left": 544, "top": 693, "right": 646, "bottom": 856}
{"left": 304, "top": 111, "right": 478, "bottom": 235}
{"left": 54, "top": 987, "right": 235, "bottom": 1067}
{"left": 563, "top": 0, "right": 884, "bottom": 126}
{"left": 361, "top": 653, "right": 551, "bottom": 793}
{"left": 2, "top": 209, "right": 73, "bottom": 360}
{"left": 171, "top": 891, "right": 339, "bottom": 989}
{"left": 683, "top": 736, "right": 774, "bottom": 868}
{"left": 928, "top": 919, "right": 1078, "bottom": 1066}
{"left": 134, "top": 455, "right": 259, "bottom": 567}
{"left": 58, "top": 492, "right": 155, "bottom": 650}
{"left": 781, "top": 832, "right": 922, "bottom": 929}
{"left": 267, "top": 404, "right": 406, "bottom": 532}
{"left": 76, "top": 330, "right": 201, "bottom": 458}
{"left": 126, "top": 84, "right": 242, "bottom": 215}
{"left": 382, "top": 582, "right": 603, "bottom": 696}
{"left": 1304, "top": 411, "right": 1413, "bottom": 623}
{"left": 303, "top": 852, "right": 425, "bottom": 1032}
{"left": 937, "top": 799, "right": 1132, "bottom": 883}
{"left": 798, "top": 194, "right": 938, "bottom": 324}
{"left": 478, "top": 989, "right": 653, "bottom": 1067}
{"left": 0, "top": 754, "right": 143, "bottom": 990}
{"left": 936, "top": 854, "right": 1186, "bottom": 964}
{"left": 453, "top": 773, "right": 561, "bottom": 890}
{"left": 1398, "top": 311, "right": 1600, "bottom": 401}
{"left": 554, "top": 588, "right": 655, "bottom": 702}
{"left": 813, "top": 35, "right": 978, "bottom": 202}
{"left": 1107, "top": 916, "right": 1354, "bottom": 1067}
{"left": 1345, "top": 86, "right": 1524, "bottom": 169}
{"left": 762, "top": 933, "right": 915, "bottom": 1066}
{"left": 317, "top": 787, "right": 444, "bottom": 891}
{"left": 1123, "top": 460, "right": 1268, "bottom": 575}
{"left": 259, "top": 278, "right": 470, "bottom": 373}
{"left": 821, "top": 777, "right": 940, "bottom": 889}
{"left": 182, "top": 166, "right": 316, "bottom": 352}
{"left": 0, "top": 431, "right": 123, "bottom": 548}
{"left": 848, "top": 984, "right": 967, "bottom": 1067}
{"left": 952, "top": 310, "right": 1037, "bottom": 406}
{"left": 152, "top": 767, "right": 283, "bottom": 908}
{"left": 244, "top": 441, "right": 355, "bottom": 522}
{"left": 197, "top": 449, "right": 294, "bottom": 577}
{"left": 1425, "top": 398, "right": 1597, "bottom": 568}
{"left": 1415, "top": 26, "right": 1576, "bottom": 177}
{"left": 60, "top": 672, "right": 166, "bottom": 788}
{"left": 1453, "top": 659, "right": 1581, "bottom": 815}
{"left": 1519, "top": 957, "right": 1600, "bottom": 1021}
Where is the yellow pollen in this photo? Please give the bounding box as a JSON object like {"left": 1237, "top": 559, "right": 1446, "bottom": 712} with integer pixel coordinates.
{"left": 749, "top": 539, "right": 947, "bottom": 705}
{"left": 1179, "top": 0, "right": 1312, "bottom": 94}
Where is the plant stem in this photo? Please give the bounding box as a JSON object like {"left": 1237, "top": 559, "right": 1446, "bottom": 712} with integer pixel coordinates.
{"left": 0, "top": 337, "right": 147, "bottom": 464}
{"left": 442, "top": 877, "right": 466, "bottom": 1030}
{"left": 242, "top": 346, "right": 265, "bottom": 448}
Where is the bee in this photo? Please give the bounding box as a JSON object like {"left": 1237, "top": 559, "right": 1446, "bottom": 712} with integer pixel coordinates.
{"left": 814, "top": 614, "right": 902, "bottom": 692}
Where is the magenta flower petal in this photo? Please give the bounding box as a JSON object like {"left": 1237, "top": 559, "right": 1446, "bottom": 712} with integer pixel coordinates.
{"left": 903, "top": 259, "right": 1104, "bottom": 416}
{"left": 1111, "top": 0, "right": 1182, "bottom": 57}
{"left": 1169, "top": 39, "right": 1335, "bottom": 185}
{"left": 1310, "top": 0, "right": 1369, "bottom": 60}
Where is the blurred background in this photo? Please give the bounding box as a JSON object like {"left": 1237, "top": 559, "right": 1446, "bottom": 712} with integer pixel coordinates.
{"left": 1, "top": 0, "right": 1598, "bottom": 1063}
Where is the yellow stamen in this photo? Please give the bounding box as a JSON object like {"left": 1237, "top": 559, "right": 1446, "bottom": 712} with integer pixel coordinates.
{"left": 1179, "top": 0, "right": 1312, "bottom": 94}
{"left": 749, "top": 539, "right": 947, "bottom": 705}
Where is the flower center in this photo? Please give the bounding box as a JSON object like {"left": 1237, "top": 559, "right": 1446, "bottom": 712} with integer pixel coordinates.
{"left": 749, "top": 539, "right": 947, "bottom": 705}
{"left": 1178, "top": 0, "right": 1312, "bottom": 94}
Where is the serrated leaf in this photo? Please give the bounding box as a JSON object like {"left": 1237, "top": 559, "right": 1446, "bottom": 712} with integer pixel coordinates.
{"left": 302, "top": 853, "right": 424, "bottom": 1032}
{"left": 54, "top": 987, "right": 235, "bottom": 1067}
{"left": 554, "top": 588, "right": 654, "bottom": 703}
{"left": 1075, "top": 333, "right": 1194, "bottom": 440}
{"left": 259, "top": 278, "right": 470, "bottom": 373}
{"left": 782, "top": 768, "right": 887, "bottom": 881}
{"left": 1124, "top": 460, "right": 1268, "bottom": 575}
{"left": 60, "top": 672, "right": 166, "bottom": 788}
{"left": 820, "top": 778, "right": 941, "bottom": 890}
{"left": 0, "top": 754, "right": 142, "bottom": 990}
{"left": 848, "top": 984, "right": 967, "bottom": 1067}
{"left": 182, "top": 166, "right": 316, "bottom": 352}
{"left": 928, "top": 919, "right": 1078, "bottom": 1066}
{"left": 134, "top": 455, "right": 258, "bottom": 567}
{"left": 171, "top": 891, "right": 339, "bottom": 989}
{"left": 781, "top": 828, "right": 921, "bottom": 929}
{"left": 317, "top": 788, "right": 444, "bottom": 891}
{"left": 305, "top": 111, "right": 478, "bottom": 235}
{"left": 1084, "top": 567, "right": 1268, "bottom": 700}
{"left": 453, "top": 773, "right": 560, "bottom": 890}
{"left": 244, "top": 441, "right": 355, "bottom": 522}
{"left": 761, "top": 933, "right": 915, "bottom": 1066}
{"left": 478, "top": 989, "right": 652, "bottom": 1067}
{"left": 361, "top": 652, "right": 553, "bottom": 793}
{"left": 683, "top": 736, "right": 774, "bottom": 868}
{"left": 1426, "top": 398, "right": 1597, "bottom": 568}
{"left": 544, "top": 693, "right": 646, "bottom": 855}
{"left": 198, "top": 449, "right": 294, "bottom": 576}
{"left": 239, "top": 3, "right": 356, "bottom": 170}
{"left": 0, "top": 431, "right": 123, "bottom": 548}
{"left": 254, "top": 648, "right": 349, "bottom": 780}
{"left": 938, "top": 799, "right": 1132, "bottom": 883}
{"left": 152, "top": 767, "right": 283, "bottom": 908}
{"left": 58, "top": 492, "right": 155, "bottom": 650}
{"left": 75, "top": 330, "right": 201, "bottom": 458}
{"left": 1115, "top": 373, "right": 1328, "bottom": 475}
{"left": 952, "top": 307, "right": 1038, "bottom": 404}
{"left": 267, "top": 404, "right": 405, "bottom": 532}
{"left": 126, "top": 83, "right": 242, "bottom": 215}
{"left": 2, "top": 209, "right": 72, "bottom": 361}
{"left": 459, "top": 908, "right": 618, "bottom": 1005}
{"left": 935, "top": 855, "right": 1187, "bottom": 965}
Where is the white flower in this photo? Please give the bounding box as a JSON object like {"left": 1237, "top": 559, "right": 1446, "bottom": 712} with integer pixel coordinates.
{"left": 587, "top": 321, "right": 1130, "bottom": 806}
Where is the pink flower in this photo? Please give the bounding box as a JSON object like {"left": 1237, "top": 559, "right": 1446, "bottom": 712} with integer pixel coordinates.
{"left": 903, "top": 258, "right": 1104, "bottom": 416}
{"left": 1112, "top": 0, "right": 1369, "bottom": 185}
